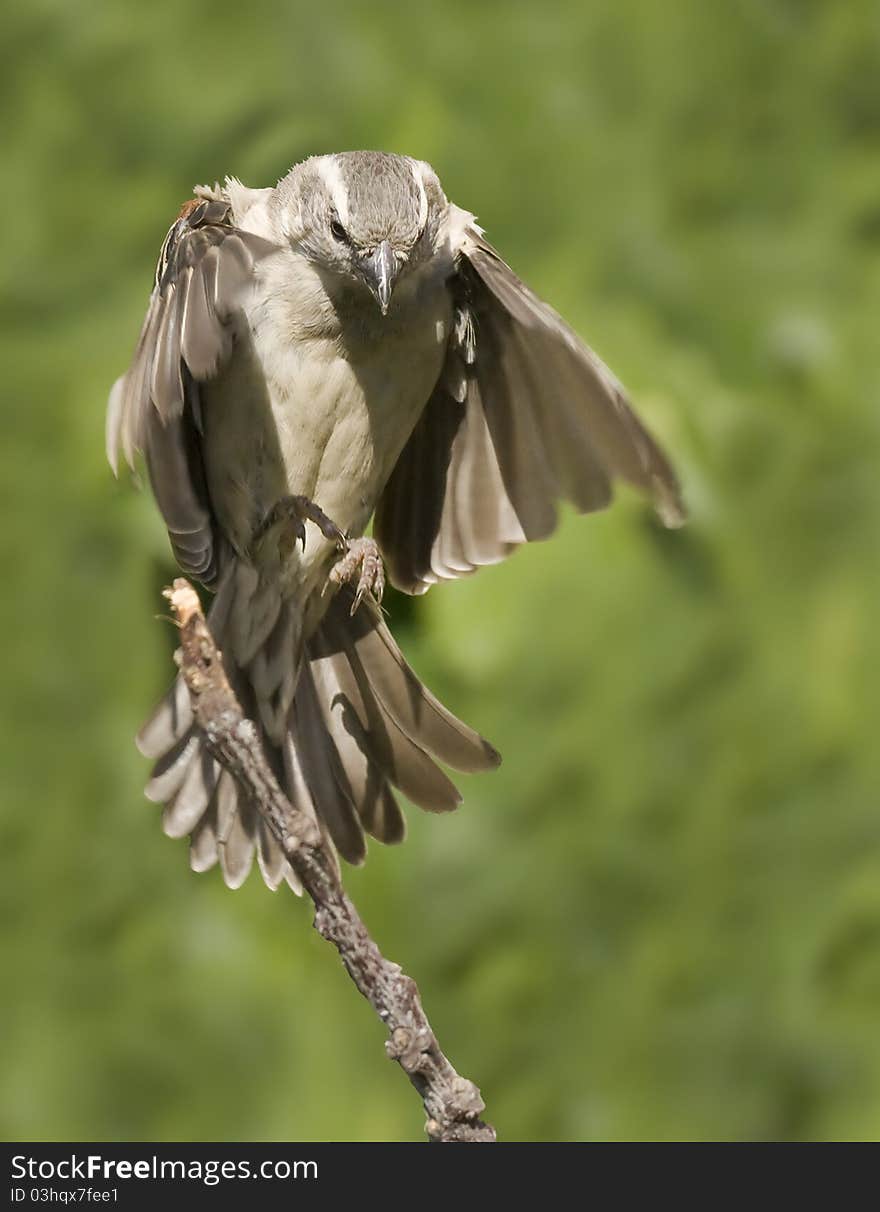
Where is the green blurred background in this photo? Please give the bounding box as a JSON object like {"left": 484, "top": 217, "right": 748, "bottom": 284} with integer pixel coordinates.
{"left": 3, "top": 0, "right": 880, "bottom": 1142}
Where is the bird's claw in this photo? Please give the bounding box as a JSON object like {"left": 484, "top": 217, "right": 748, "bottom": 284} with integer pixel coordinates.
{"left": 254, "top": 494, "right": 346, "bottom": 555}
{"left": 329, "top": 537, "right": 386, "bottom": 613}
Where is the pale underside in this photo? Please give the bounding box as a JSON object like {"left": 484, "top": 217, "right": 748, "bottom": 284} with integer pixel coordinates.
{"left": 202, "top": 240, "right": 453, "bottom": 619}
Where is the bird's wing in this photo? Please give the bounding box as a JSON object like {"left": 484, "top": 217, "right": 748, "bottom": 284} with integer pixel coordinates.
{"left": 106, "top": 194, "right": 278, "bottom": 584}
{"left": 373, "top": 218, "right": 686, "bottom": 595}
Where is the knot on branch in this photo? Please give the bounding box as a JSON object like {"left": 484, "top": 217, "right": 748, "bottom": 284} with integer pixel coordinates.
{"left": 426, "top": 1115, "right": 497, "bottom": 1144}
{"left": 386, "top": 1025, "right": 435, "bottom": 1073}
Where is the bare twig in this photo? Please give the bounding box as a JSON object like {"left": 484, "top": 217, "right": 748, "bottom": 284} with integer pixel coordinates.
{"left": 165, "top": 579, "right": 496, "bottom": 1143}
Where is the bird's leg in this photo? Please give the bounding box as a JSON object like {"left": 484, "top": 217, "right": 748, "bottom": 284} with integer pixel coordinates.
{"left": 254, "top": 497, "right": 385, "bottom": 613}
{"left": 253, "top": 494, "right": 348, "bottom": 556}
{"left": 328, "top": 537, "right": 386, "bottom": 613}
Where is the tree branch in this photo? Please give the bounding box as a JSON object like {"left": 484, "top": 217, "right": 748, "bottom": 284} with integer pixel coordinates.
{"left": 165, "top": 579, "right": 496, "bottom": 1143}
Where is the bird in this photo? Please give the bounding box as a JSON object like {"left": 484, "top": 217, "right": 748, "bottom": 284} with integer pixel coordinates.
{"left": 107, "top": 150, "right": 685, "bottom": 893}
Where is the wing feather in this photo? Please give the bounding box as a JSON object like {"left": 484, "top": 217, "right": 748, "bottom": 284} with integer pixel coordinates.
{"left": 375, "top": 223, "right": 685, "bottom": 594}
{"left": 107, "top": 195, "right": 277, "bottom": 584}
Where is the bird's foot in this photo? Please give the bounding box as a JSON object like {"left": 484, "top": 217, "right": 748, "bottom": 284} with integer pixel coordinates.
{"left": 328, "top": 537, "right": 386, "bottom": 613}
{"left": 254, "top": 495, "right": 347, "bottom": 556}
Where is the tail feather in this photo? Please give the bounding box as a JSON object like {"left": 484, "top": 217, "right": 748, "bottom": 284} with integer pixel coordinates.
{"left": 307, "top": 643, "right": 408, "bottom": 842}
{"left": 309, "top": 624, "right": 463, "bottom": 814}
{"left": 360, "top": 784, "right": 406, "bottom": 846}
{"left": 256, "top": 817, "right": 288, "bottom": 890}
{"left": 315, "top": 595, "right": 501, "bottom": 774}
{"left": 290, "top": 665, "right": 366, "bottom": 865}
{"left": 190, "top": 802, "right": 218, "bottom": 873}
{"left": 216, "top": 772, "right": 256, "bottom": 889}
{"left": 249, "top": 603, "right": 301, "bottom": 730}
{"left": 136, "top": 572, "right": 500, "bottom": 890}
{"left": 137, "top": 675, "right": 192, "bottom": 760}
{"left": 144, "top": 732, "right": 199, "bottom": 803}
{"left": 280, "top": 717, "right": 340, "bottom": 875}
{"left": 161, "top": 748, "right": 218, "bottom": 840}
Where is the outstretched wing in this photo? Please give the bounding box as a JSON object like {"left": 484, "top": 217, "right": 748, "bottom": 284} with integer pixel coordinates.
{"left": 374, "top": 219, "right": 686, "bottom": 595}
{"left": 106, "top": 195, "right": 277, "bottom": 585}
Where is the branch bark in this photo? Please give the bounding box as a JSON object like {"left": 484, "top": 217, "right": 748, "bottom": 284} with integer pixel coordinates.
{"left": 165, "top": 578, "right": 496, "bottom": 1143}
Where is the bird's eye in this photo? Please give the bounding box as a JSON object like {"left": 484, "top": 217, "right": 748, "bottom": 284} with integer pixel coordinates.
{"left": 330, "top": 218, "right": 348, "bottom": 243}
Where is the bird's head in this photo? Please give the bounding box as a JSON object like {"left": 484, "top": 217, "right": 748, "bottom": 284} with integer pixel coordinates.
{"left": 274, "top": 151, "right": 449, "bottom": 313}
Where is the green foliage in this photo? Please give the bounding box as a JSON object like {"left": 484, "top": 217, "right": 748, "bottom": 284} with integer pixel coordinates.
{"left": 3, "top": 0, "right": 880, "bottom": 1141}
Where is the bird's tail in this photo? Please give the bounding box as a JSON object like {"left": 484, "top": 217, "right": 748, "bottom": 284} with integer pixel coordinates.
{"left": 136, "top": 564, "right": 500, "bottom": 891}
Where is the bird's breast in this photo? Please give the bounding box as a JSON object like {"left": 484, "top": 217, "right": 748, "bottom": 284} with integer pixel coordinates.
{"left": 201, "top": 255, "right": 451, "bottom": 595}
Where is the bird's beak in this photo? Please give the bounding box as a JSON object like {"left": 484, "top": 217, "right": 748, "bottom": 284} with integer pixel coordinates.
{"left": 363, "top": 240, "right": 398, "bottom": 315}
